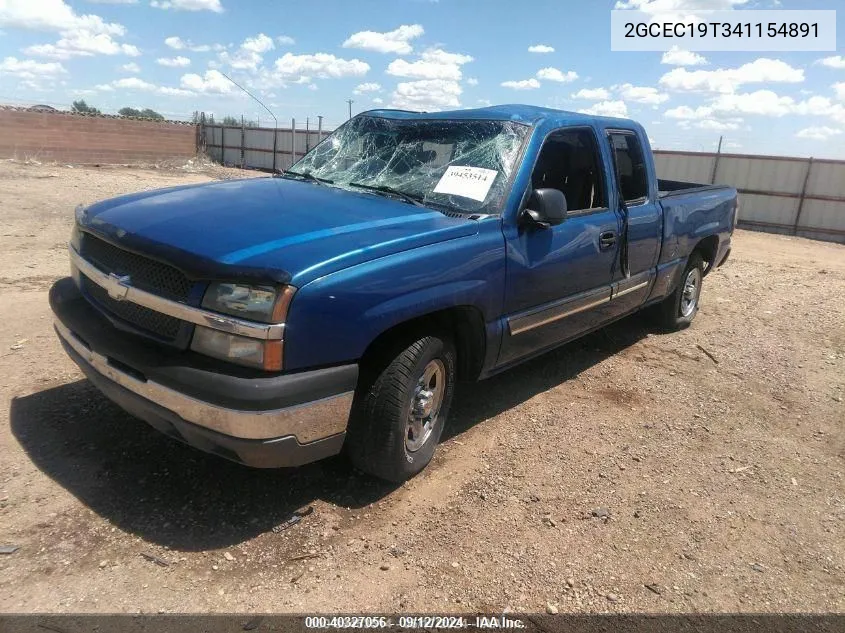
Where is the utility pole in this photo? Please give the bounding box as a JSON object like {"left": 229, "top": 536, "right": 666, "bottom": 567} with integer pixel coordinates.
{"left": 346, "top": 99, "right": 354, "bottom": 120}
{"left": 317, "top": 115, "right": 323, "bottom": 142}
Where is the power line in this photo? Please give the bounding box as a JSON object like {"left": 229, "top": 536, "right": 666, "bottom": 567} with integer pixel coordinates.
{"left": 219, "top": 71, "right": 278, "bottom": 130}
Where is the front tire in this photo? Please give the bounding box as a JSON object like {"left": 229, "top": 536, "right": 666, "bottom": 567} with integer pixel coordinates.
{"left": 346, "top": 334, "right": 457, "bottom": 482}
{"left": 656, "top": 252, "right": 704, "bottom": 331}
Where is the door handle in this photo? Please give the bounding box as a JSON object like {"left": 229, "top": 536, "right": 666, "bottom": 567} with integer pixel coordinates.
{"left": 600, "top": 231, "right": 617, "bottom": 250}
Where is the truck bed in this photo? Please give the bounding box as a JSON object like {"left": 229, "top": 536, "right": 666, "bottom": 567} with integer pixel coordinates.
{"left": 658, "top": 178, "right": 731, "bottom": 199}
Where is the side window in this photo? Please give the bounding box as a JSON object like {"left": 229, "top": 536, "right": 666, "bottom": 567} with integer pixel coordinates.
{"left": 609, "top": 132, "right": 648, "bottom": 204}
{"left": 531, "top": 129, "right": 606, "bottom": 212}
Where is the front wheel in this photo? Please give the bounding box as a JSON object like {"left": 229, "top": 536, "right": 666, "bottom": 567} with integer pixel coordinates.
{"left": 656, "top": 252, "right": 704, "bottom": 331}
{"left": 345, "top": 334, "right": 457, "bottom": 482}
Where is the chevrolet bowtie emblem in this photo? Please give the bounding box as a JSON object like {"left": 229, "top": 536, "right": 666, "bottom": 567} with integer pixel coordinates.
{"left": 106, "top": 273, "right": 131, "bottom": 301}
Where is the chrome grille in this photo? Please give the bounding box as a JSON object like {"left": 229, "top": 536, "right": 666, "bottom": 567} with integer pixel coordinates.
{"left": 79, "top": 233, "right": 192, "bottom": 342}
{"left": 80, "top": 234, "right": 192, "bottom": 301}
{"left": 83, "top": 277, "right": 183, "bottom": 340}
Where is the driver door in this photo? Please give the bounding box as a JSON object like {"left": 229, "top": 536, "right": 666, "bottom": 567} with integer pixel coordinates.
{"left": 498, "top": 126, "right": 620, "bottom": 366}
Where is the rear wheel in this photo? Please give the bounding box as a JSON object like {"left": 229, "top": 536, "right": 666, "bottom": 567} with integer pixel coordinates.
{"left": 656, "top": 252, "right": 704, "bottom": 331}
{"left": 345, "top": 334, "right": 456, "bottom": 482}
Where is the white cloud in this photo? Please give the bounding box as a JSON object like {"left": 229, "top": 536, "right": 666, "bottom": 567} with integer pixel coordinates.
{"left": 578, "top": 100, "right": 628, "bottom": 117}
{"left": 219, "top": 33, "right": 274, "bottom": 71}
{"left": 536, "top": 67, "right": 578, "bottom": 83}
{"left": 661, "top": 46, "right": 707, "bottom": 66}
{"left": 816, "top": 56, "right": 845, "bottom": 70}
{"left": 659, "top": 58, "right": 804, "bottom": 94}
{"left": 477, "top": 99, "right": 492, "bottom": 107}
{"left": 0, "top": 56, "right": 66, "bottom": 79}
{"left": 390, "top": 78, "right": 461, "bottom": 111}
{"left": 88, "top": 0, "right": 138, "bottom": 3}
{"left": 467, "top": 77, "right": 478, "bottom": 86}
{"left": 274, "top": 52, "right": 369, "bottom": 80}
{"left": 164, "top": 36, "right": 212, "bottom": 52}
{"left": 834, "top": 83, "right": 845, "bottom": 101}
{"left": 180, "top": 69, "right": 231, "bottom": 93}
{"left": 242, "top": 33, "right": 274, "bottom": 53}
{"left": 572, "top": 87, "right": 610, "bottom": 100}
{"left": 343, "top": 24, "right": 423, "bottom": 55}
{"left": 501, "top": 78, "right": 540, "bottom": 90}
{"left": 615, "top": 83, "right": 669, "bottom": 105}
{"left": 354, "top": 82, "right": 381, "bottom": 94}
{"left": 113, "top": 77, "right": 156, "bottom": 90}
{"left": 792, "top": 96, "right": 845, "bottom": 125}
{"left": 666, "top": 89, "right": 845, "bottom": 126}
{"left": 795, "top": 126, "right": 842, "bottom": 141}
{"left": 100, "top": 76, "right": 194, "bottom": 97}
{"left": 694, "top": 119, "right": 741, "bottom": 131}
{"left": 665, "top": 104, "right": 713, "bottom": 119}
{"left": 157, "top": 56, "right": 190, "bottom": 67}
{"left": 386, "top": 48, "right": 473, "bottom": 81}
{"left": 0, "top": 0, "right": 125, "bottom": 35}
{"left": 150, "top": 0, "right": 223, "bottom": 12}
{"left": 276, "top": 35, "right": 295, "bottom": 46}
{"left": 528, "top": 44, "right": 554, "bottom": 54}
{"left": 24, "top": 33, "right": 140, "bottom": 59}
{"left": 372, "top": 97, "right": 384, "bottom": 105}
{"left": 709, "top": 90, "right": 795, "bottom": 116}
{"left": 614, "top": 0, "right": 748, "bottom": 11}
{"left": 4, "top": 0, "right": 144, "bottom": 60}
{"left": 120, "top": 62, "right": 140, "bottom": 73}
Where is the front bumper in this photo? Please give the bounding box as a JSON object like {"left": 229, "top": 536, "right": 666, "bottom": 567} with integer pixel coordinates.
{"left": 50, "top": 277, "right": 358, "bottom": 468}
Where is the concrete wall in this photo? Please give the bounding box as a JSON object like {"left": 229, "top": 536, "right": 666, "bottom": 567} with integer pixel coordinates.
{"left": 0, "top": 107, "right": 197, "bottom": 164}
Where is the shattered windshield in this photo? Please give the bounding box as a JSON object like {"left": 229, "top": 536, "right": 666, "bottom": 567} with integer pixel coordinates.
{"left": 288, "top": 115, "right": 530, "bottom": 215}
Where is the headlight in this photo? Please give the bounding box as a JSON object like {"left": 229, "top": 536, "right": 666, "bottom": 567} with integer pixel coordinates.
{"left": 69, "top": 207, "right": 84, "bottom": 287}
{"left": 191, "top": 327, "right": 283, "bottom": 371}
{"left": 202, "top": 282, "right": 295, "bottom": 324}
{"left": 195, "top": 282, "right": 295, "bottom": 370}
{"left": 70, "top": 224, "right": 82, "bottom": 251}
{"left": 70, "top": 204, "right": 85, "bottom": 251}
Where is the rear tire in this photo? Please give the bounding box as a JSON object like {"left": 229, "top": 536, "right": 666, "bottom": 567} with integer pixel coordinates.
{"left": 656, "top": 252, "right": 704, "bottom": 331}
{"left": 345, "top": 334, "right": 456, "bottom": 482}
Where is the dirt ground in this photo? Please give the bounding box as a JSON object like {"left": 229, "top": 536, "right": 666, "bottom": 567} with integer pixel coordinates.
{"left": 0, "top": 159, "right": 842, "bottom": 614}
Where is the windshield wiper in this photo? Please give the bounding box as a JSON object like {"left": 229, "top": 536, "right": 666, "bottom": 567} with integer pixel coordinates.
{"left": 347, "top": 182, "right": 426, "bottom": 208}
{"left": 277, "top": 170, "right": 333, "bottom": 185}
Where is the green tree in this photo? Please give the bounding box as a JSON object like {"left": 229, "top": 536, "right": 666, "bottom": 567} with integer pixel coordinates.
{"left": 119, "top": 107, "right": 164, "bottom": 120}
{"left": 71, "top": 99, "right": 101, "bottom": 115}
{"left": 140, "top": 108, "right": 164, "bottom": 120}
{"left": 222, "top": 115, "right": 258, "bottom": 127}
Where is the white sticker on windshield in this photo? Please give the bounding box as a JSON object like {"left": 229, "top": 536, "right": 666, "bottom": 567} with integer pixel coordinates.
{"left": 433, "top": 166, "right": 498, "bottom": 202}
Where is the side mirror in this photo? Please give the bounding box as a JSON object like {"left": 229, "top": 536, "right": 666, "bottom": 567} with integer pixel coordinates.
{"left": 520, "top": 188, "right": 568, "bottom": 229}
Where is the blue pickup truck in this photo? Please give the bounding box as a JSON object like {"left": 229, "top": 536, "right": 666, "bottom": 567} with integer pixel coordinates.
{"left": 50, "top": 105, "right": 736, "bottom": 481}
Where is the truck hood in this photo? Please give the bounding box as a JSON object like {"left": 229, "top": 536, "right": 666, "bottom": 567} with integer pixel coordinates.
{"left": 79, "top": 177, "right": 480, "bottom": 286}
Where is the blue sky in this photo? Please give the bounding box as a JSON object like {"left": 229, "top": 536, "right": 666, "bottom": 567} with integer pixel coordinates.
{"left": 1, "top": 0, "right": 844, "bottom": 157}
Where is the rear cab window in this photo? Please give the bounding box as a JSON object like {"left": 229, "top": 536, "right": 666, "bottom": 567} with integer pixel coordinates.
{"left": 608, "top": 132, "right": 649, "bottom": 205}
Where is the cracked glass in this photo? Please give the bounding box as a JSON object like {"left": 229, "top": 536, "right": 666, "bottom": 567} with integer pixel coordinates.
{"left": 288, "top": 115, "right": 530, "bottom": 215}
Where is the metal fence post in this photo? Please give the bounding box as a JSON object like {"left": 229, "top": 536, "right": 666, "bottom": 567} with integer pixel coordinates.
{"left": 291, "top": 118, "right": 296, "bottom": 168}
{"left": 221, "top": 125, "right": 226, "bottom": 165}
{"left": 710, "top": 135, "right": 723, "bottom": 184}
{"left": 793, "top": 157, "right": 814, "bottom": 235}
{"left": 240, "top": 115, "right": 245, "bottom": 169}
{"left": 272, "top": 126, "right": 278, "bottom": 173}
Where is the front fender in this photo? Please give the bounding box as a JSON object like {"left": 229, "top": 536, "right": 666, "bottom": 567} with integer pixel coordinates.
{"left": 283, "top": 219, "right": 506, "bottom": 372}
